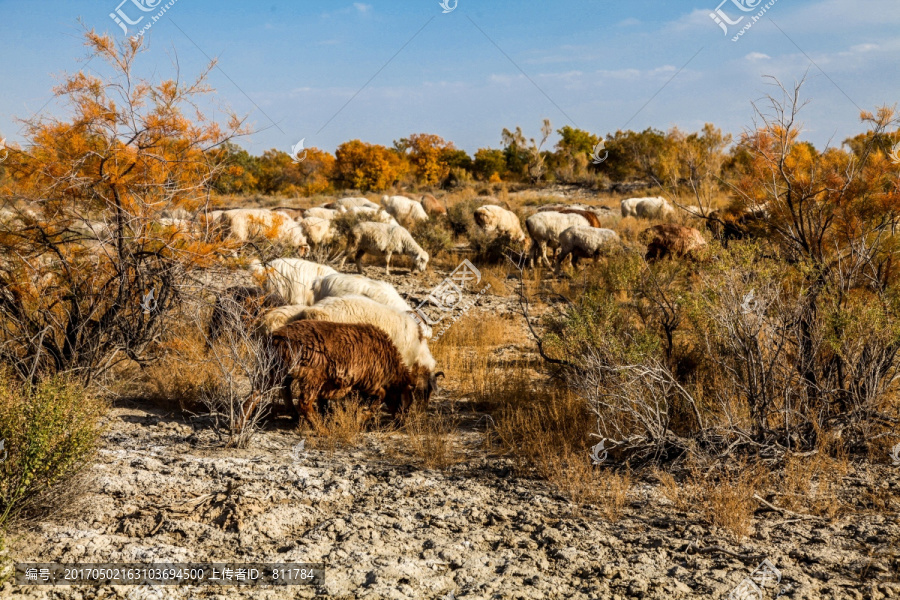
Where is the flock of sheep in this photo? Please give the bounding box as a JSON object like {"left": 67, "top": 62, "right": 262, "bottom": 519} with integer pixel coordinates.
{"left": 193, "top": 193, "right": 713, "bottom": 429}
{"left": 0, "top": 192, "right": 715, "bottom": 429}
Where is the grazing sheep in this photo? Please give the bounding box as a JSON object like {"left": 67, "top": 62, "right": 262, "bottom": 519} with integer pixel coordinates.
{"left": 312, "top": 273, "right": 413, "bottom": 313}
{"left": 293, "top": 295, "right": 441, "bottom": 404}
{"left": 555, "top": 226, "right": 621, "bottom": 271}
{"left": 338, "top": 205, "right": 400, "bottom": 226}
{"left": 473, "top": 205, "right": 526, "bottom": 243}
{"left": 327, "top": 197, "right": 380, "bottom": 210}
{"left": 258, "top": 304, "right": 309, "bottom": 334}
{"left": 296, "top": 217, "right": 335, "bottom": 246}
{"left": 243, "top": 321, "right": 418, "bottom": 427}
{"left": 620, "top": 196, "right": 674, "bottom": 220}
{"left": 342, "top": 222, "right": 429, "bottom": 275}
{"left": 216, "top": 208, "right": 309, "bottom": 251}
{"left": 525, "top": 211, "right": 595, "bottom": 268}
{"left": 381, "top": 195, "right": 429, "bottom": 226}
{"left": 303, "top": 207, "right": 338, "bottom": 220}
{"left": 642, "top": 224, "right": 707, "bottom": 261}
{"left": 249, "top": 258, "right": 337, "bottom": 306}
{"left": 420, "top": 194, "right": 447, "bottom": 217}
{"left": 206, "top": 285, "right": 287, "bottom": 346}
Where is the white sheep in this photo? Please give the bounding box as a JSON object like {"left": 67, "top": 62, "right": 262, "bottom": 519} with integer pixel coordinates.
{"left": 258, "top": 304, "right": 309, "bottom": 334}
{"left": 303, "top": 207, "right": 338, "bottom": 220}
{"left": 312, "top": 273, "right": 432, "bottom": 339}
{"left": 296, "top": 217, "right": 335, "bottom": 246}
{"left": 555, "top": 226, "right": 621, "bottom": 271}
{"left": 249, "top": 258, "right": 337, "bottom": 306}
{"left": 293, "top": 295, "right": 436, "bottom": 373}
{"left": 217, "top": 208, "right": 309, "bottom": 250}
{"left": 381, "top": 195, "right": 429, "bottom": 226}
{"left": 473, "top": 205, "right": 526, "bottom": 243}
{"left": 330, "top": 197, "right": 380, "bottom": 210}
{"left": 341, "top": 222, "right": 429, "bottom": 275}
{"left": 312, "top": 273, "right": 412, "bottom": 313}
{"left": 620, "top": 196, "right": 674, "bottom": 219}
{"left": 524, "top": 211, "right": 594, "bottom": 268}
{"left": 338, "top": 205, "right": 400, "bottom": 226}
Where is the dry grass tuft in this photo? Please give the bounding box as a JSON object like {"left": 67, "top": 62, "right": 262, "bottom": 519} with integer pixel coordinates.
{"left": 308, "top": 396, "right": 372, "bottom": 451}
{"left": 776, "top": 453, "right": 848, "bottom": 519}
{"left": 402, "top": 408, "right": 461, "bottom": 469}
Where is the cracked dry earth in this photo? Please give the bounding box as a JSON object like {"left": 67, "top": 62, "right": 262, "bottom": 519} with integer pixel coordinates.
{"left": 6, "top": 401, "right": 900, "bottom": 600}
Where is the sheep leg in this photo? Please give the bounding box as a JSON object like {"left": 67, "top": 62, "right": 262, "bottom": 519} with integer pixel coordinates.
{"left": 354, "top": 249, "right": 366, "bottom": 274}
{"left": 540, "top": 242, "right": 553, "bottom": 269}
{"left": 281, "top": 374, "right": 299, "bottom": 423}
{"left": 384, "top": 252, "right": 392, "bottom": 276}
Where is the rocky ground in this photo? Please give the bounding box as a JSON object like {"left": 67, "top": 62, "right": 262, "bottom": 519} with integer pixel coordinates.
{"left": 5, "top": 398, "right": 900, "bottom": 600}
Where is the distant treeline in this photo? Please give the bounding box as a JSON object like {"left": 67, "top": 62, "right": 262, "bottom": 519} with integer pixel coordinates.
{"left": 204, "top": 122, "right": 897, "bottom": 196}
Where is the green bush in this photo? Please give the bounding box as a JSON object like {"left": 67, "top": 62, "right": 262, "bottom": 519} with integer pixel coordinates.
{"left": 0, "top": 372, "right": 106, "bottom": 525}
{"left": 411, "top": 219, "right": 455, "bottom": 259}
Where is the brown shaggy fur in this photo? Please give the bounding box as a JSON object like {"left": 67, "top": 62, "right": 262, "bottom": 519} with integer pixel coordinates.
{"left": 642, "top": 224, "right": 708, "bottom": 261}
{"left": 252, "top": 321, "right": 416, "bottom": 427}
{"left": 420, "top": 194, "right": 447, "bottom": 216}
{"left": 555, "top": 208, "right": 603, "bottom": 228}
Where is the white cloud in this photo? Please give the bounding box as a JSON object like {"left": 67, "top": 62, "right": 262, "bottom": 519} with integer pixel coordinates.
{"left": 850, "top": 43, "right": 878, "bottom": 52}
{"left": 354, "top": 3, "right": 372, "bottom": 13}
{"left": 746, "top": 52, "right": 771, "bottom": 61}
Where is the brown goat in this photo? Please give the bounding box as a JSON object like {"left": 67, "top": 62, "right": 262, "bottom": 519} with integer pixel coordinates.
{"left": 420, "top": 194, "right": 447, "bottom": 216}
{"left": 241, "top": 321, "right": 416, "bottom": 429}
{"left": 642, "top": 224, "right": 708, "bottom": 261}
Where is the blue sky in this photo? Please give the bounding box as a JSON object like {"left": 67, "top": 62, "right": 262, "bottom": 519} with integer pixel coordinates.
{"left": 1, "top": 0, "right": 898, "bottom": 156}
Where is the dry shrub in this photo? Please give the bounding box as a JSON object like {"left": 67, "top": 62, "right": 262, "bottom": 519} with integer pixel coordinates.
{"left": 142, "top": 324, "right": 219, "bottom": 411}
{"left": 402, "top": 408, "right": 461, "bottom": 469}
